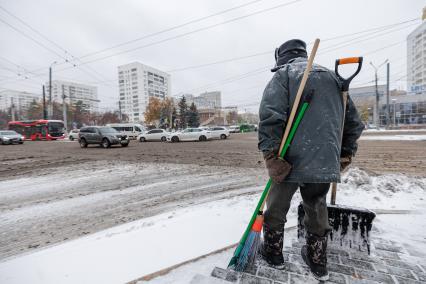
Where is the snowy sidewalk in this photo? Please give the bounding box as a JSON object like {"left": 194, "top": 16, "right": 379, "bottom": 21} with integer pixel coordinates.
{"left": 207, "top": 236, "right": 426, "bottom": 284}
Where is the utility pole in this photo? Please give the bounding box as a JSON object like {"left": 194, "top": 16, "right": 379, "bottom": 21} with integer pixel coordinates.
{"left": 42, "top": 85, "right": 47, "bottom": 119}
{"left": 370, "top": 60, "right": 388, "bottom": 129}
{"left": 386, "top": 62, "right": 390, "bottom": 129}
{"left": 11, "top": 97, "right": 16, "bottom": 121}
{"left": 374, "top": 71, "right": 379, "bottom": 128}
{"left": 118, "top": 100, "right": 122, "bottom": 122}
{"left": 62, "top": 85, "right": 67, "bottom": 132}
{"left": 392, "top": 99, "right": 397, "bottom": 126}
{"left": 49, "top": 66, "right": 52, "bottom": 119}
{"left": 169, "top": 106, "right": 172, "bottom": 130}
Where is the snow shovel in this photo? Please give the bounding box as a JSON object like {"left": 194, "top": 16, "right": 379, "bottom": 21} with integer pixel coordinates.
{"left": 297, "top": 57, "right": 376, "bottom": 254}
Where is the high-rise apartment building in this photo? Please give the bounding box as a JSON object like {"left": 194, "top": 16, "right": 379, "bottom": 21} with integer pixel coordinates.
{"left": 46, "top": 80, "right": 98, "bottom": 112}
{"left": 118, "top": 62, "right": 171, "bottom": 123}
{"left": 407, "top": 8, "right": 426, "bottom": 94}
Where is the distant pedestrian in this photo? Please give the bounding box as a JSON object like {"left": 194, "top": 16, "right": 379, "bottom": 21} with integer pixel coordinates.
{"left": 258, "top": 39, "right": 364, "bottom": 280}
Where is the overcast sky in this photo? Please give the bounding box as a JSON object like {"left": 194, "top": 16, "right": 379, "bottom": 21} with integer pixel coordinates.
{"left": 0, "top": 0, "right": 424, "bottom": 112}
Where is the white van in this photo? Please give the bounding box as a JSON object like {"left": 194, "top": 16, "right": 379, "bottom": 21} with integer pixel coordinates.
{"left": 106, "top": 123, "right": 145, "bottom": 140}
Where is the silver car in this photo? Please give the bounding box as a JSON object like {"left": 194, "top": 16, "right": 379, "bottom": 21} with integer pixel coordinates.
{"left": 0, "top": 130, "right": 24, "bottom": 145}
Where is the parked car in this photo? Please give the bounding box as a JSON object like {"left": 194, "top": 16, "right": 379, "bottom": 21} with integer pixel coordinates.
{"left": 107, "top": 123, "right": 145, "bottom": 140}
{"left": 229, "top": 125, "right": 240, "bottom": 133}
{"left": 209, "top": 126, "right": 230, "bottom": 139}
{"left": 137, "top": 129, "right": 168, "bottom": 142}
{"left": 68, "top": 129, "right": 80, "bottom": 141}
{"left": 167, "top": 128, "right": 212, "bottom": 142}
{"left": 78, "top": 126, "right": 129, "bottom": 148}
{"left": 0, "top": 130, "right": 24, "bottom": 145}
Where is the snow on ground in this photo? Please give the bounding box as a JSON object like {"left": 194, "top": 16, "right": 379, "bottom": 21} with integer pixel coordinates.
{"left": 0, "top": 169, "right": 424, "bottom": 284}
{"left": 363, "top": 128, "right": 426, "bottom": 133}
{"left": 0, "top": 192, "right": 262, "bottom": 284}
{"left": 360, "top": 135, "right": 426, "bottom": 141}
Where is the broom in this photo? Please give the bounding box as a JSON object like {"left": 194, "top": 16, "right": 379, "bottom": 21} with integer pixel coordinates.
{"left": 228, "top": 38, "right": 320, "bottom": 272}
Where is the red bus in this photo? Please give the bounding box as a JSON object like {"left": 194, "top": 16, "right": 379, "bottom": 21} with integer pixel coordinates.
{"left": 8, "top": 120, "right": 65, "bottom": 140}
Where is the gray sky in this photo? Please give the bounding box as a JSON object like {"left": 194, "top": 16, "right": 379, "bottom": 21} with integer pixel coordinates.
{"left": 0, "top": 0, "right": 424, "bottom": 112}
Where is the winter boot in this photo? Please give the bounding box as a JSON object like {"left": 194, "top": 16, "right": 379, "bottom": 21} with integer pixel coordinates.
{"left": 301, "top": 231, "right": 329, "bottom": 281}
{"left": 259, "top": 223, "right": 285, "bottom": 269}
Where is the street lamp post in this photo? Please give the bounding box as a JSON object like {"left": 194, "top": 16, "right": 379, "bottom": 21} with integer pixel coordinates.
{"left": 370, "top": 59, "right": 388, "bottom": 129}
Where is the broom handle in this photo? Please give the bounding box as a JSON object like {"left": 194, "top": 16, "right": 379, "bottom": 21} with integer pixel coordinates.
{"left": 259, "top": 38, "right": 320, "bottom": 211}
{"left": 331, "top": 91, "right": 348, "bottom": 205}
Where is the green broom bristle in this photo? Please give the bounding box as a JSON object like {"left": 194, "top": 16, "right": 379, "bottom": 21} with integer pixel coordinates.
{"left": 234, "top": 215, "right": 264, "bottom": 272}
{"left": 235, "top": 230, "right": 261, "bottom": 271}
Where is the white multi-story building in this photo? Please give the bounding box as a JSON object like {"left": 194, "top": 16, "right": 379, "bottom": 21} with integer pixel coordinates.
{"left": 0, "top": 89, "right": 41, "bottom": 116}
{"left": 407, "top": 8, "right": 426, "bottom": 94}
{"left": 118, "top": 62, "right": 171, "bottom": 123}
{"left": 46, "top": 80, "right": 98, "bottom": 112}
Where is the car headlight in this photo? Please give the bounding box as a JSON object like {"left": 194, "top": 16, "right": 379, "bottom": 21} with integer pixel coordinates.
{"left": 3, "top": 137, "right": 10, "bottom": 140}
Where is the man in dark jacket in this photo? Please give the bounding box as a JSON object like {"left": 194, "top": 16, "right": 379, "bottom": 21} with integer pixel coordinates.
{"left": 258, "top": 39, "right": 364, "bottom": 280}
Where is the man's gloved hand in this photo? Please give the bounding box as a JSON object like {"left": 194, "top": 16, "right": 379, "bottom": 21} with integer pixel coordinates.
{"left": 264, "top": 152, "right": 292, "bottom": 183}
{"left": 340, "top": 156, "right": 352, "bottom": 172}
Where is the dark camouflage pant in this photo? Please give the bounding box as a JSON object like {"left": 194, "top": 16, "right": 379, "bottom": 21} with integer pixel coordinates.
{"left": 264, "top": 182, "right": 331, "bottom": 236}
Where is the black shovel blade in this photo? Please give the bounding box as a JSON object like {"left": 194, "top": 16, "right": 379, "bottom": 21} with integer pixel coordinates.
{"left": 297, "top": 202, "right": 376, "bottom": 254}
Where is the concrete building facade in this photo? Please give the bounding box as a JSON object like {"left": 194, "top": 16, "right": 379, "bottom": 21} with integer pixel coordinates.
{"left": 46, "top": 80, "right": 98, "bottom": 112}
{"left": 407, "top": 9, "right": 426, "bottom": 94}
{"left": 198, "top": 91, "right": 221, "bottom": 109}
{"left": 0, "top": 90, "right": 41, "bottom": 118}
{"left": 118, "top": 62, "right": 171, "bottom": 123}
{"left": 180, "top": 91, "right": 221, "bottom": 110}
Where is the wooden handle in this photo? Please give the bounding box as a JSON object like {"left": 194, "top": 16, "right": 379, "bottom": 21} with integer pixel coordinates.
{"left": 330, "top": 183, "right": 337, "bottom": 205}
{"left": 330, "top": 90, "right": 349, "bottom": 205}
{"left": 278, "top": 38, "right": 320, "bottom": 154}
{"left": 260, "top": 39, "right": 320, "bottom": 211}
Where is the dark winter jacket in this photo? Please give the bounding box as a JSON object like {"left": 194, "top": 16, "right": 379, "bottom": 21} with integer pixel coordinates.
{"left": 258, "top": 57, "right": 364, "bottom": 183}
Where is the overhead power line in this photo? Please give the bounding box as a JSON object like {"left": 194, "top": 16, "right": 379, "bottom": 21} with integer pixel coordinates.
{"left": 71, "top": 0, "right": 269, "bottom": 62}
{"left": 0, "top": 16, "right": 418, "bottom": 86}
{"left": 0, "top": 6, "right": 118, "bottom": 88}
{"left": 0, "top": 0, "right": 300, "bottom": 85}
{"left": 55, "top": 0, "right": 302, "bottom": 68}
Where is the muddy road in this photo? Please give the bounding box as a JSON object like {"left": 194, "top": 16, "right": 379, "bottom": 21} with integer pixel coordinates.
{"left": 1, "top": 132, "right": 426, "bottom": 177}
{"left": 0, "top": 132, "right": 425, "bottom": 261}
